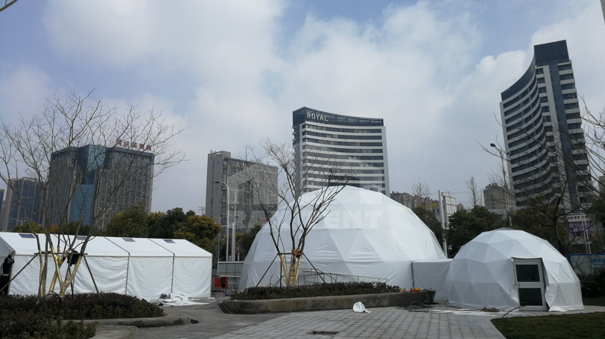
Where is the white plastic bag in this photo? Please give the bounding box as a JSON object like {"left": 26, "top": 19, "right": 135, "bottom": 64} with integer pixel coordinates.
{"left": 353, "top": 301, "right": 372, "bottom": 313}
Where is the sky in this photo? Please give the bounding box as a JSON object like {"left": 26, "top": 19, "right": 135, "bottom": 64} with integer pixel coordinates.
{"left": 1, "top": 0, "right": 605, "bottom": 214}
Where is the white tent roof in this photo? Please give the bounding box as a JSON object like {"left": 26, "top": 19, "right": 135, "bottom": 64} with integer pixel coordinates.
{"left": 445, "top": 229, "right": 583, "bottom": 312}
{"left": 239, "top": 186, "right": 445, "bottom": 291}
{"left": 0, "top": 233, "right": 212, "bottom": 299}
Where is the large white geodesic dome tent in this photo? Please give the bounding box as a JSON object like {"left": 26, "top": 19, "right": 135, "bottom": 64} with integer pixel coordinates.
{"left": 445, "top": 229, "right": 583, "bottom": 312}
{"left": 239, "top": 186, "right": 446, "bottom": 291}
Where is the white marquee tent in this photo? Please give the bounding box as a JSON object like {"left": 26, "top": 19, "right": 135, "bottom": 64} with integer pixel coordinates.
{"left": 0, "top": 232, "right": 212, "bottom": 299}
{"left": 239, "top": 186, "right": 446, "bottom": 291}
{"left": 445, "top": 229, "right": 583, "bottom": 312}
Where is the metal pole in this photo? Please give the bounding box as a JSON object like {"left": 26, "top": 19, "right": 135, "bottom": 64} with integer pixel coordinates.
{"left": 438, "top": 190, "right": 447, "bottom": 256}
{"left": 225, "top": 183, "right": 230, "bottom": 261}
{"left": 232, "top": 190, "right": 238, "bottom": 262}
{"left": 499, "top": 150, "right": 511, "bottom": 227}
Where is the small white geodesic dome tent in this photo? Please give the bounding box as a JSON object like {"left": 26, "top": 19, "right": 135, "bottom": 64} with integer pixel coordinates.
{"left": 445, "top": 229, "right": 583, "bottom": 312}
{"left": 239, "top": 186, "right": 446, "bottom": 291}
{"left": 0, "top": 232, "right": 212, "bottom": 299}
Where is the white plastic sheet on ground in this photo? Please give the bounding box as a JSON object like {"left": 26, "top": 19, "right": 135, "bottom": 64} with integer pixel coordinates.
{"left": 239, "top": 186, "right": 446, "bottom": 291}
{"left": 445, "top": 229, "right": 584, "bottom": 312}
{"left": 353, "top": 301, "right": 371, "bottom": 313}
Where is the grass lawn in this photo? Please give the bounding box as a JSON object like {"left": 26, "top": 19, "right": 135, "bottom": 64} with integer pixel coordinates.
{"left": 492, "top": 313, "right": 605, "bottom": 339}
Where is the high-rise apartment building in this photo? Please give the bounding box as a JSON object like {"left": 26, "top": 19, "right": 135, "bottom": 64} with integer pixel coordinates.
{"left": 293, "top": 107, "right": 390, "bottom": 195}
{"left": 47, "top": 144, "right": 154, "bottom": 229}
{"left": 205, "top": 151, "right": 278, "bottom": 233}
{"left": 0, "top": 178, "right": 44, "bottom": 231}
{"left": 499, "top": 40, "right": 590, "bottom": 210}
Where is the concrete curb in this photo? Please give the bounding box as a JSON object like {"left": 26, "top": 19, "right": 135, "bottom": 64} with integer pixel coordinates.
{"left": 221, "top": 291, "right": 435, "bottom": 314}
{"left": 85, "top": 307, "right": 190, "bottom": 328}
{"left": 92, "top": 325, "right": 138, "bottom": 339}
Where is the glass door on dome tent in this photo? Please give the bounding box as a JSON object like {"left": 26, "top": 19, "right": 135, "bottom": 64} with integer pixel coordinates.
{"left": 513, "top": 258, "right": 548, "bottom": 311}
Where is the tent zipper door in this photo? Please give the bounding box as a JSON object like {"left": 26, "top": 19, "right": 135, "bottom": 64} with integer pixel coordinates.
{"left": 513, "top": 258, "right": 547, "bottom": 311}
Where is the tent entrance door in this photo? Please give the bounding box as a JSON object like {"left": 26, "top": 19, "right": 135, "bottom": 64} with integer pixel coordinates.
{"left": 513, "top": 259, "right": 547, "bottom": 311}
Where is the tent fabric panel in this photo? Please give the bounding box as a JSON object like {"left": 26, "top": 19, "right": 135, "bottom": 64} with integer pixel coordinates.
{"left": 105, "top": 237, "right": 173, "bottom": 257}
{"left": 72, "top": 256, "right": 129, "bottom": 294}
{"left": 65, "top": 236, "right": 129, "bottom": 257}
{"left": 126, "top": 257, "right": 173, "bottom": 300}
{"left": 412, "top": 259, "right": 452, "bottom": 301}
{"left": 172, "top": 257, "right": 211, "bottom": 297}
{"left": 149, "top": 239, "right": 212, "bottom": 258}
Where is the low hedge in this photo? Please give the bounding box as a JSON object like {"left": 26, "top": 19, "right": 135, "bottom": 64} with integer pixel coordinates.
{"left": 0, "top": 293, "right": 163, "bottom": 338}
{"left": 578, "top": 269, "right": 605, "bottom": 298}
{"left": 231, "top": 281, "right": 400, "bottom": 300}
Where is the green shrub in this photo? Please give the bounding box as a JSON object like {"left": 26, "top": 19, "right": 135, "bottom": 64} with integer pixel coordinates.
{"left": 231, "top": 281, "right": 400, "bottom": 300}
{"left": 0, "top": 293, "right": 162, "bottom": 338}
{"left": 578, "top": 268, "right": 605, "bottom": 298}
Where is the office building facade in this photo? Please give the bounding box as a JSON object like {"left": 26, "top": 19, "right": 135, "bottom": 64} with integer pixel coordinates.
{"left": 483, "top": 183, "right": 506, "bottom": 211}
{"left": 499, "top": 40, "right": 590, "bottom": 210}
{"left": 0, "top": 178, "right": 44, "bottom": 231}
{"left": 205, "top": 151, "right": 278, "bottom": 233}
{"left": 293, "top": 107, "right": 390, "bottom": 195}
{"left": 48, "top": 144, "right": 154, "bottom": 229}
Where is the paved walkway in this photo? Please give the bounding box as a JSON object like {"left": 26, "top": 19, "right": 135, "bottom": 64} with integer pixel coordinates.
{"left": 211, "top": 307, "right": 505, "bottom": 339}
{"left": 136, "top": 301, "right": 509, "bottom": 339}
{"left": 134, "top": 297, "right": 605, "bottom": 339}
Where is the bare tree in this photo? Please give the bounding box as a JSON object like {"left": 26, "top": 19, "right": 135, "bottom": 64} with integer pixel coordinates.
{"left": 243, "top": 140, "right": 348, "bottom": 287}
{"left": 411, "top": 179, "right": 431, "bottom": 208}
{"left": 466, "top": 176, "right": 482, "bottom": 208}
{"left": 0, "top": 92, "right": 184, "bottom": 297}
{"left": 0, "top": 0, "right": 18, "bottom": 13}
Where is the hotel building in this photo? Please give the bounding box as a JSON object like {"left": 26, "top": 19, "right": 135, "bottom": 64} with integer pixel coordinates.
{"left": 293, "top": 107, "right": 390, "bottom": 195}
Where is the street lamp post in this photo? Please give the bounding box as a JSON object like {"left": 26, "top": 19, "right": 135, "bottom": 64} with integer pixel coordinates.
{"left": 214, "top": 181, "right": 230, "bottom": 261}
{"left": 230, "top": 187, "right": 250, "bottom": 261}
{"left": 491, "top": 143, "right": 511, "bottom": 227}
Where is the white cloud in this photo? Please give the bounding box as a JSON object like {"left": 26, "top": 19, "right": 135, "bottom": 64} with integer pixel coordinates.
{"left": 28, "top": 0, "right": 605, "bottom": 211}
{"left": 0, "top": 65, "right": 52, "bottom": 121}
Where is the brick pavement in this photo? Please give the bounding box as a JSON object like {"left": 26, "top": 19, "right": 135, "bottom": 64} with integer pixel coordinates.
{"left": 210, "top": 307, "right": 505, "bottom": 339}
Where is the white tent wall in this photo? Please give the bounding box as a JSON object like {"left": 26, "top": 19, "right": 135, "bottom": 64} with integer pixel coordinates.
{"left": 150, "top": 239, "right": 212, "bottom": 298}
{"left": 72, "top": 256, "right": 128, "bottom": 294}
{"left": 239, "top": 186, "right": 446, "bottom": 291}
{"left": 412, "top": 259, "right": 452, "bottom": 302}
{"left": 0, "top": 233, "right": 212, "bottom": 299}
{"left": 445, "top": 229, "right": 584, "bottom": 312}
{"left": 0, "top": 233, "right": 64, "bottom": 295}
{"left": 126, "top": 256, "right": 174, "bottom": 299}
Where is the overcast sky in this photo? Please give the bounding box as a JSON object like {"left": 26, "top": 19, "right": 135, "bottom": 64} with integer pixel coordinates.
{"left": 1, "top": 0, "right": 605, "bottom": 213}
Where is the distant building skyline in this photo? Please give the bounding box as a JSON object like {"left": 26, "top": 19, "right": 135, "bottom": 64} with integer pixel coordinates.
{"left": 483, "top": 183, "right": 506, "bottom": 212}
{"left": 205, "top": 151, "right": 278, "bottom": 234}
{"left": 47, "top": 144, "right": 154, "bottom": 229}
{"left": 292, "top": 107, "right": 390, "bottom": 196}
{"left": 0, "top": 178, "right": 44, "bottom": 231}
{"left": 499, "top": 40, "right": 590, "bottom": 211}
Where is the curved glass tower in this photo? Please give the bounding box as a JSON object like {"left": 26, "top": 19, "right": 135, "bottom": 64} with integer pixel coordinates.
{"left": 293, "top": 107, "right": 390, "bottom": 195}
{"left": 499, "top": 40, "right": 590, "bottom": 210}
